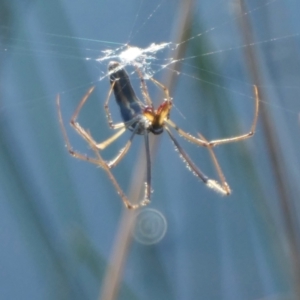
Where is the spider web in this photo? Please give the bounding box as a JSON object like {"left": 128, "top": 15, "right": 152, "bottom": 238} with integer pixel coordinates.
{"left": 0, "top": 0, "right": 298, "bottom": 114}
{"left": 93, "top": 42, "right": 173, "bottom": 80}
{"left": 72, "top": 0, "right": 299, "bottom": 119}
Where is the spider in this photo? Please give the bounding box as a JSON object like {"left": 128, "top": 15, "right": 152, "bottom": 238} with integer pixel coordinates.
{"left": 57, "top": 61, "right": 259, "bottom": 209}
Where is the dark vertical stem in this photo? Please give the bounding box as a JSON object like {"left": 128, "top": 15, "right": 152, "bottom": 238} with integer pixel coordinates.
{"left": 238, "top": 0, "right": 300, "bottom": 296}
{"left": 98, "top": 1, "right": 195, "bottom": 300}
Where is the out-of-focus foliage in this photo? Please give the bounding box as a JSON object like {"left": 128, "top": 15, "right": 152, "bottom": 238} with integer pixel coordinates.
{"left": 0, "top": 0, "right": 300, "bottom": 299}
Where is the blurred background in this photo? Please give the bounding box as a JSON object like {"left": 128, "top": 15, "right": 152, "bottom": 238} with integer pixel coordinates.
{"left": 1, "top": 0, "right": 300, "bottom": 299}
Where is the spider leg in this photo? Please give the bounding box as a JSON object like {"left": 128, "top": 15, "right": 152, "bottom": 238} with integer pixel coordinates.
{"left": 104, "top": 80, "right": 130, "bottom": 129}
{"left": 198, "top": 132, "right": 231, "bottom": 195}
{"left": 71, "top": 86, "right": 95, "bottom": 122}
{"left": 165, "top": 119, "right": 209, "bottom": 147}
{"left": 142, "top": 132, "right": 152, "bottom": 205}
{"left": 149, "top": 77, "right": 171, "bottom": 101}
{"left": 148, "top": 76, "right": 230, "bottom": 195}
{"left": 96, "top": 128, "right": 126, "bottom": 150}
{"left": 57, "top": 94, "right": 104, "bottom": 164}
{"left": 165, "top": 126, "right": 230, "bottom": 195}
{"left": 57, "top": 94, "right": 140, "bottom": 209}
{"left": 95, "top": 116, "right": 143, "bottom": 168}
{"left": 165, "top": 85, "right": 259, "bottom": 149}
{"left": 57, "top": 86, "right": 143, "bottom": 168}
{"left": 207, "top": 85, "right": 259, "bottom": 147}
{"left": 106, "top": 125, "right": 140, "bottom": 169}
{"left": 134, "top": 66, "right": 153, "bottom": 107}
{"left": 65, "top": 85, "right": 126, "bottom": 147}
{"left": 58, "top": 94, "right": 143, "bottom": 169}
{"left": 95, "top": 115, "right": 142, "bottom": 151}
{"left": 89, "top": 141, "right": 141, "bottom": 209}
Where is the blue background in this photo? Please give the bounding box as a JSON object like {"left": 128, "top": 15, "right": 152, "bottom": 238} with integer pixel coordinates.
{"left": 1, "top": 0, "right": 300, "bottom": 299}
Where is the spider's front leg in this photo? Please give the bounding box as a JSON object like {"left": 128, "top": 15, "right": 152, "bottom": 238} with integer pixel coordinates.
{"left": 205, "top": 85, "right": 259, "bottom": 147}
{"left": 166, "top": 86, "right": 259, "bottom": 148}
{"left": 104, "top": 80, "right": 127, "bottom": 130}
{"left": 61, "top": 82, "right": 140, "bottom": 169}
{"left": 57, "top": 93, "right": 141, "bottom": 210}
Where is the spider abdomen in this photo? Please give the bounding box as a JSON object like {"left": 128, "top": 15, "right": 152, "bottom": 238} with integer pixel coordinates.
{"left": 108, "top": 61, "right": 143, "bottom": 123}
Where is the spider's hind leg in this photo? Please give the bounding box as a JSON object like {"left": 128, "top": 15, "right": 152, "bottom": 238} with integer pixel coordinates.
{"left": 56, "top": 93, "right": 142, "bottom": 209}
{"left": 165, "top": 126, "right": 231, "bottom": 196}
{"left": 198, "top": 132, "right": 231, "bottom": 195}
